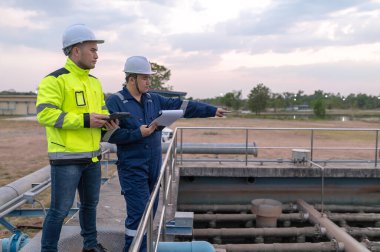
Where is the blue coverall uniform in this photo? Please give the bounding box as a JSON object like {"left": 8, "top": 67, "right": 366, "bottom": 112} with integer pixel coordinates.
{"left": 105, "top": 87, "right": 217, "bottom": 251}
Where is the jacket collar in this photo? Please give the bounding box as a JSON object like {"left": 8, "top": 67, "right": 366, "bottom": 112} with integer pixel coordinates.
{"left": 65, "top": 58, "right": 90, "bottom": 77}
{"left": 122, "top": 87, "right": 152, "bottom": 102}
{"left": 122, "top": 87, "right": 135, "bottom": 100}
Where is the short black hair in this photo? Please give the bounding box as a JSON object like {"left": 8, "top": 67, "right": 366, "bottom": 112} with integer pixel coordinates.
{"left": 125, "top": 73, "right": 137, "bottom": 83}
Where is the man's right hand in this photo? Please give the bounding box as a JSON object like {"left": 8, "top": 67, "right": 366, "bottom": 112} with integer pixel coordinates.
{"left": 90, "top": 113, "right": 108, "bottom": 128}
{"left": 140, "top": 123, "right": 157, "bottom": 137}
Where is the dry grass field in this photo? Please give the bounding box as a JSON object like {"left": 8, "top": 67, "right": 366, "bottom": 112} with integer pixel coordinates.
{"left": 0, "top": 116, "right": 379, "bottom": 239}
{"left": 1, "top": 116, "right": 380, "bottom": 186}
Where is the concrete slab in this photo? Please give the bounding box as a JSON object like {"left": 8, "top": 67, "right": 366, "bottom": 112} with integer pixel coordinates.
{"left": 178, "top": 161, "right": 380, "bottom": 178}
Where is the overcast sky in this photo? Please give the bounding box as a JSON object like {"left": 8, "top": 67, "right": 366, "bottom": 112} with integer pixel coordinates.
{"left": 1, "top": 0, "right": 380, "bottom": 99}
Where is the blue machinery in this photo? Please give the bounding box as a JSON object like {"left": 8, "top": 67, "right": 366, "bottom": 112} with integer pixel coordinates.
{"left": 2, "top": 127, "right": 380, "bottom": 251}
{"left": 0, "top": 228, "right": 29, "bottom": 252}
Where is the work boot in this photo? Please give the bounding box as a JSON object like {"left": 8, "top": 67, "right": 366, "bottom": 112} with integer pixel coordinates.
{"left": 82, "top": 243, "right": 108, "bottom": 252}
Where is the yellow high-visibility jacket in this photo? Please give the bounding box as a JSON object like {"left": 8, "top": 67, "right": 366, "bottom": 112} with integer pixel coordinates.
{"left": 36, "top": 58, "right": 108, "bottom": 163}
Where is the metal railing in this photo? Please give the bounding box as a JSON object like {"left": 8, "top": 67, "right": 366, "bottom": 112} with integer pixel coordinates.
{"left": 129, "top": 127, "right": 179, "bottom": 252}
{"left": 308, "top": 160, "right": 326, "bottom": 216}
{"left": 175, "top": 127, "right": 380, "bottom": 166}
{"left": 129, "top": 126, "right": 380, "bottom": 252}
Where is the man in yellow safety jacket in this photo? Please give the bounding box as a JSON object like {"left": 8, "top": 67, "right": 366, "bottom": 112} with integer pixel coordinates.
{"left": 36, "top": 24, "right": 111, "bottom": 252}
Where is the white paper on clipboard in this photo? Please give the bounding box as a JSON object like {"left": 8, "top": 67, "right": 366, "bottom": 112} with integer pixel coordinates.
{"left": 149, "top": 110, "right": 184, "bottom": 127}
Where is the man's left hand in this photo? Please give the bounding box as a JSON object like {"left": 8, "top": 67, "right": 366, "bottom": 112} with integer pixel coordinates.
{"left": 104, "top": 119, "right": 120, "bottom": 130}
{"left": 215, "top": 108, "right": 229, "bottom": 117}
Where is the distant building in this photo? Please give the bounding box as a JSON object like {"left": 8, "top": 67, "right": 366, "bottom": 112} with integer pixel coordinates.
{"left": 0, "top": 95, "right": 37, "bottom": 116}
{"left": 0, "top": 90, "right": 188, "bottom": 116}
{"left": 285, "top": 104, "right": 311, "bottom": 111}
{"left": 297, "top": 104, "right": 311, "bottom": 111}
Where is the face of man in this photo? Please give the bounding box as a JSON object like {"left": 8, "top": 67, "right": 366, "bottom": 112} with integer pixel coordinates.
{"left": 73, "top": 41, "right": 99, "bottom": 70}
{"left": 135, "top": 74, "right": 151, "bottom": 94}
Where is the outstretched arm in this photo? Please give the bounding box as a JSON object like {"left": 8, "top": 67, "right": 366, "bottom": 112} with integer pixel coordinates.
{"left": 215, "top": 108, "right": 229, "bottom": 117}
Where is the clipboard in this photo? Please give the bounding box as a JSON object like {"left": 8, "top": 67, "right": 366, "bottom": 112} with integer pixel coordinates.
{"left": 148, "top": 110, "right": 183, "bottom": 127}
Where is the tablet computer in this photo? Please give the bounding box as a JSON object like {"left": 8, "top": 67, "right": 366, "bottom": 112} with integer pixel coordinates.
{"left": 107, "top": 112, "right": 131, "bottom": 121}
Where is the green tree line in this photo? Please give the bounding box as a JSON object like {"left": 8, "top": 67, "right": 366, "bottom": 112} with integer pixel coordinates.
{"left": 2, "top": 63, "right": 379, "bottom": 117}
{"left": 201, "top": 84, "right": 380, "bottom": 117}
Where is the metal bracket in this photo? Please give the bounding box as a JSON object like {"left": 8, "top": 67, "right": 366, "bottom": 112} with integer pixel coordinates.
{"left": 165, "top": 212, "right": 194, "bottom": 236}
{"left": 0, "top": 217, "right": 17, "bottom": 233}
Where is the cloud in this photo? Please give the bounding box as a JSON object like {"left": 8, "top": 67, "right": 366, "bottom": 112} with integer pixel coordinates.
{"left": 0, "top": 44, "right": 63, "bottom": 92}
{"left": 168, "top": 32, "right": 237, "bottom": 53}
{"left": 164, "top": 51, "right": 222, "bottom": 70}
{"left": 231, "top": 60, "right": 380, "bottom": 97}
{"left": 223, "top": 0, "right": 364, "bottom": 36}
{"left": 217, "top": 0, "right": 380, "bottom": 54}
{"left": 1, "top": 0, "right": 380, "bottom": 99}
{"left": 0, "top": 6, "right": 47, "bottom": 30}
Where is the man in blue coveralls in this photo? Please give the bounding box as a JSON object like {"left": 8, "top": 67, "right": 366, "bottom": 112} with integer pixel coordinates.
{"left": 103, "top": 56, "right": 227, "bottom": 251}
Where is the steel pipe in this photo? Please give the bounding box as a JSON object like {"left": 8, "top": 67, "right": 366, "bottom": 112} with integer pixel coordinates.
{"left": 194, "top": 213, "right": 308, "bottom": 222}
{"left": 180, "top": 204, "right": 251, "bottom": 212}
{"left": 297, "top": 199, "right": 370, "bottom": 252}
{"left": 362, "top": 239, "right": 380, "bottom": 252}
{"left": 0, "top": 178, "right": 50, "bottom": 218}
{"left": 314, "top": 204, "right": 380, "bottom": 213}
{"left": 179, "top": 204, "right": 296, "bottom": 213}
{"left": 213, "top": 241, "right": 344, "bottom": 252}
{"left": 193, "top": 226, "right": 324, "bottom": 238}
{"left": 328, "top": 213, "right": 380, "bottom": 222}
{"left": 181, "top": 203, "right": 380, "bottom": 215}
{"left": 0, "top": 165, "right": 50, "bottom": 208}
{"left": 163, "top": 142, "right": 258, "bottom": 155}
{"left": 347, "top": 227, "right": 380, "bottom": 238}
{"left": 101, "top": 142, "right": 259, "bottom": 155}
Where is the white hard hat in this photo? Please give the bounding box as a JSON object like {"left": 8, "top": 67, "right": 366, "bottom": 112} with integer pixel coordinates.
{"left": 62, "top": 24, "right": 104, "bottom": 49}
{"left": 123, "top": 56, "right": 156, "bottom": 75}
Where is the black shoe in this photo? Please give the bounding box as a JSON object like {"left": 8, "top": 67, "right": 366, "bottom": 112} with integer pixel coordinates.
{"left": 82, "top": 243, "right": 108, "bottom": 252}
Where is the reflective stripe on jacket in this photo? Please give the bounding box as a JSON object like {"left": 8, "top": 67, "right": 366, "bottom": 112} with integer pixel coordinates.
{"left": 36, "top": 58, "right": 108, "bottom": 161}
{"left": 105, "top": 87, "right": 217, "bottom": 162}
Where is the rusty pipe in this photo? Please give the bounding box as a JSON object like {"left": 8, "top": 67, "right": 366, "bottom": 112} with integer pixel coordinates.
{"left": 193, "top": 225, "right": 324, "bottom": 238}
{"left": 179, "top": 203, "right": 297, "bottom": 213}
{"left": 194, "top": 213, "right": 308, "bottom": 222}
{"left": 213, "top": 241, "right": 344, "bottom": 252}
{"left": 347, "top": 227, "right": 380, "bottom": 238}
{"left": 361, "top": 239, "right": 380, "bottom": 252}
{"left": 328, "top": 213, "right": 380, "bottom": 222}
{"left": 314, "top": 204, "right": 380, "bottom": 213}
{"left": 297, "top": 199, "right": 370, "bottom": 252}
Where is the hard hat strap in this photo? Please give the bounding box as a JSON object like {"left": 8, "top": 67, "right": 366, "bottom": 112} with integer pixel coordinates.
{"left": 133, "top": 76, "right": 142, "bottom": 94}
{"left": 63, "top": 46, "right": 73, "bottom": 56}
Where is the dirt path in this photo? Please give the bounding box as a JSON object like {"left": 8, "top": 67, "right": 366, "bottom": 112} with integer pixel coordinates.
{"left": 0, "top": 119, "right": 48, "bottom": 186}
